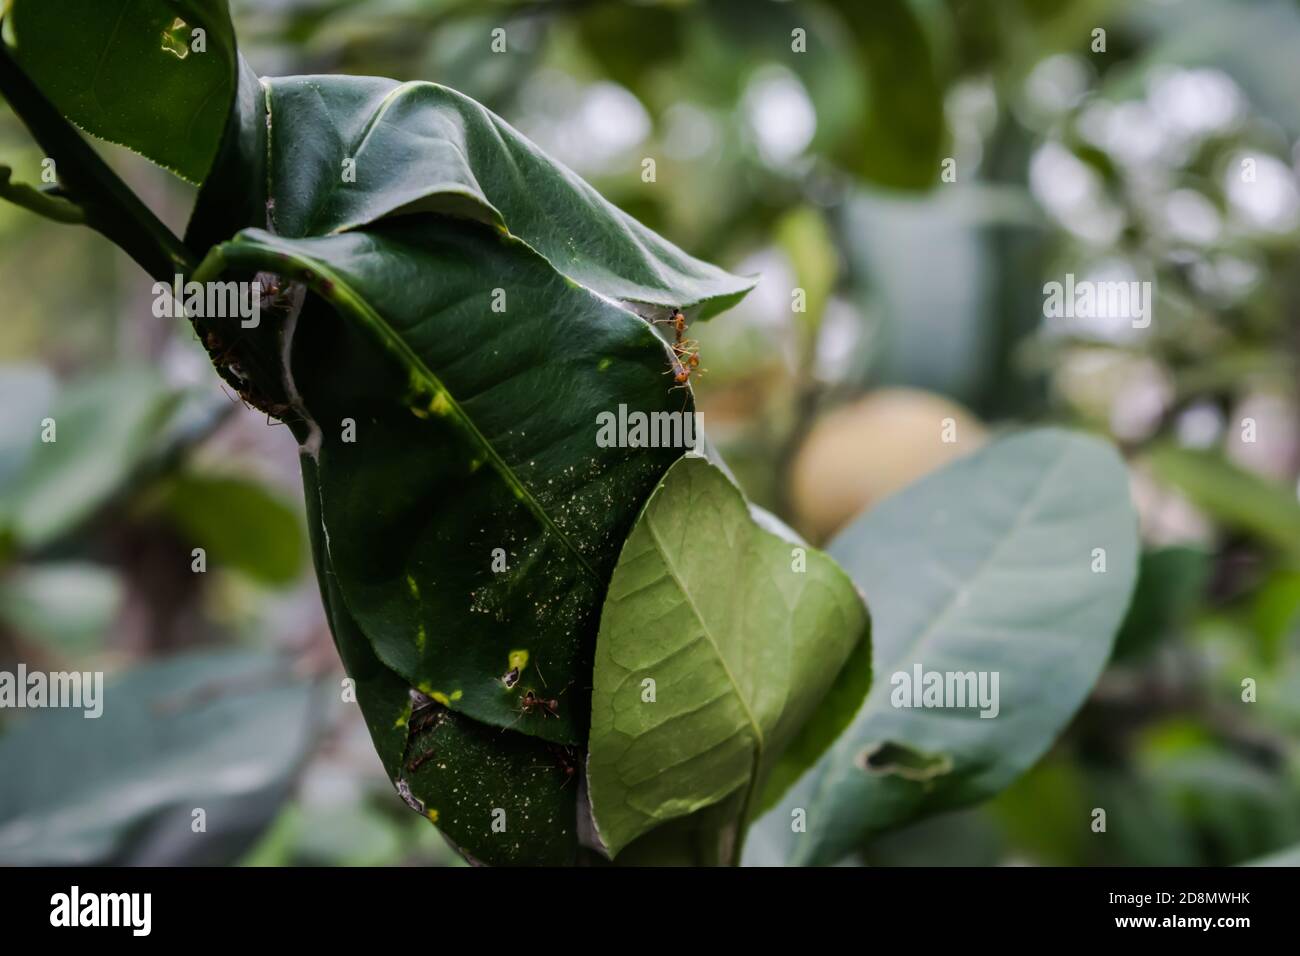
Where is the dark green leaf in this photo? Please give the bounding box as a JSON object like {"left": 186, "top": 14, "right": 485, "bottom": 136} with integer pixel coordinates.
{"left": 257, "top": 74, "right": 753, "bottom": 316}
{"left": 832, "top": 0, "right": 949, "bottom": 190}
{"left": 198, "top": 217, "right": 704, "bottom": 745}
{"left": 309, "top": 453, "right": 577, "bottom": 867}
{"left": 7, "top": 0, "right": 238, "bottom": 183}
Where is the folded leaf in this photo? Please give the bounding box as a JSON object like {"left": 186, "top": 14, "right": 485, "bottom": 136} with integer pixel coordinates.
{"left": 197, "top": 218, "right": 701, "bottom": 744}
{"left": 258, "top": 75, "right": 754, "bottom": 316}
{"left": 306, "top": 456, "right": 577, "bottom": 866}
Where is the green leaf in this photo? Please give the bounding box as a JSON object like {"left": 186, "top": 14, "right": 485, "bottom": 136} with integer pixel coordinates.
{"left": 0, "top": 366, "right": 182, "bottom": 550}
{"left": 0, "top": 649, "right": 322, "bottom": 865}
{"left": 775, "top": 205, "right": 837, "bottom": 358}
{"left": 154, "top": 471, "right": 306, "bottom": 587}
{"left": 256, "top": 74, "right": 753, "bottom": 316}
{"left": 186, "top": 70, "right": 754, "bottom": 749}
{"left": 192, "top": 221, "right": 691, "bottom": 743}
{"left": 184, "top": 59, "right": 758, "bottom": 859}
{"left": 1145, "top": 444, "right": 1300, "bottom": 562}
{"left": 832, "top": 0, "right": 949, "bottom": 190}
{"left": 308, "top": 454, "right": 578, "bottom": 867}
{"left": 587, "top": 455, "right": 870, "bottom": 860}
{"left": 1112, "top": 546, "right": 1211, "bottom": 662}
{"left": 6, "top": 0, "right": 238, "bottom": 183}
{"left": 745, "top": 428, "right": 1138, "bottom": 865}
{"left": 196, "top": 214, "right": 723, "bottom": 747}
{"left": 185, "top": 54, "right": 267, "bottom": 252}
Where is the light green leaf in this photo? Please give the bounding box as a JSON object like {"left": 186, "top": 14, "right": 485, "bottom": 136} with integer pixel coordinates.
{"left": 1145, "top": 444, "right": 1300, "bottom": 562}
{"left": 587, "top": 455, "right": 870, "bottom": 860}
{"left": 745, "top": 428, "right": 1138, "bottom": 865}
{"left": 6, "top": 0, "right": 238, "bottom": 183}
{"left": 0, "top": 366, "right": 182, "bottom": 550}
{"left": 154, "top": 471, "right": 306, "bottom": 587}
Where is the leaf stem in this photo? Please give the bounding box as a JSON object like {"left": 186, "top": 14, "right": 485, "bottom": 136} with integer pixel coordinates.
{"left": 0, "top": 34, "right": 197, "bottom": 280}
{"left": 0, "top": 164, "right": 84, "bottom": 223}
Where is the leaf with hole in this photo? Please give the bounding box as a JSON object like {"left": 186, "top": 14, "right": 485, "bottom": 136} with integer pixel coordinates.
{"left": 7, "top": 0, "right": 238, "bottom": 183}
{"left": 744, "top": 428, "right": 1138, "bottom": 865}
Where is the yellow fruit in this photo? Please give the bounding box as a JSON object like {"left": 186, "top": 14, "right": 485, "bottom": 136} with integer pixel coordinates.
{"left": 790, "top": 388, "right": 986, "bottom": 543}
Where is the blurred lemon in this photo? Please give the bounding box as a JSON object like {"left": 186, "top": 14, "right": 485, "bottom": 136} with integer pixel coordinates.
{"left": 791, "top": 387, "right": 986, "bottom": 542}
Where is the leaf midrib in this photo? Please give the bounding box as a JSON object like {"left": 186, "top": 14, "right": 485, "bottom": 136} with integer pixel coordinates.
{"left": 230, "top": 237, "right": 600, "bottom": 582}
{"left": 645, "top": 507, "right": 765, "bottom": 814}
{"left": 798, "top": 439, "right": 1076, "bottom": 860}
{"left": 877, "top": 441, "right": 1075, "bottom": 681}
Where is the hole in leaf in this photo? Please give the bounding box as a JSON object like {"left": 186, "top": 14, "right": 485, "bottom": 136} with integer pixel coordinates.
{"left": 856, "top": 741, "right": 953, "bottom": 782}
{"left": 161, "top": 18, "right": 190, "bottom": 59}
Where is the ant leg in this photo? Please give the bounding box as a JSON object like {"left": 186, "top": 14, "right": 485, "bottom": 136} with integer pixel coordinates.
{"left": 500, "top": 711, "right": 525, "bottom": 733}
{"left": 407, "top": 747, "right": 437, "bottom": 772}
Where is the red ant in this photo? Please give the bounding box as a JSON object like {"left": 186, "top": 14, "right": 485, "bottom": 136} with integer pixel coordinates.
{"left": 653, "top": 308, "right": 687, "bottom": 339}
{"left": 655, "top": 307, "right": 705, "bottom": 404}
{"left": 531, "top": 744, "right": 579, "bottom": 790}
{"left": 409, "top": 701, "right": 445, "bottom": 735}
{"left": 519, "top": 689, "right": 560, "bottom": 719}
{"left": 406, "top": 746, "right": 438, "bottom": 773}
{"left": 665, "top": 341, "right": 704, "bottom": 409}
{"left": 502, "top": 663, "right": 570, "bottom": 730}
{"left": 403, "top": 696, "right": 447, "bottom": 772}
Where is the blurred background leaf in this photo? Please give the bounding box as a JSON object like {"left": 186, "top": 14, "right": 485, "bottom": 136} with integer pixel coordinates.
{"left": 0, "top": 648, "right": 324, "bottom": 865}
{"left": 150, "top": 472, "right": 306, "bottom": 587}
